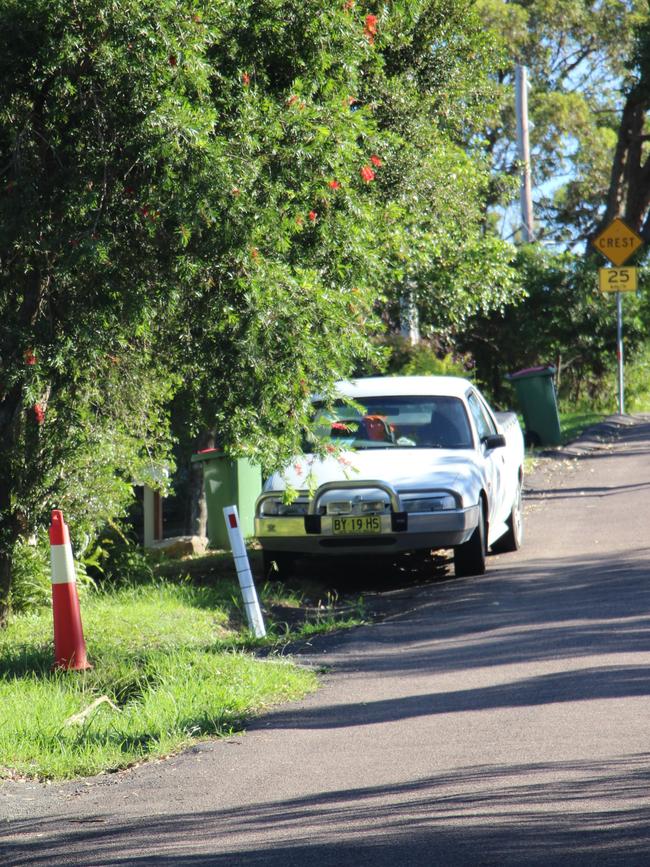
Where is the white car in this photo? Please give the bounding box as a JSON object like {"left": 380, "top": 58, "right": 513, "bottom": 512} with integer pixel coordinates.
{"left": 255, "top": 376, "right": 525, "bottom": 579}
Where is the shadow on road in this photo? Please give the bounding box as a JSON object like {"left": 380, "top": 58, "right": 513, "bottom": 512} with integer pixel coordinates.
{"left": 3, "top": 756, "right": 650, "bottom": 866}
{"left": 280, "top": 548, "right": 650, "bottom": 679}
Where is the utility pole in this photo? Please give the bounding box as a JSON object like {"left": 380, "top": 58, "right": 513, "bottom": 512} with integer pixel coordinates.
{"left": 515, "top": 65, "right": 534, "bottom": 243}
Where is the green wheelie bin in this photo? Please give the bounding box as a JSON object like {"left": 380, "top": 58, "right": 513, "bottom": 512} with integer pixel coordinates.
{"left": 506, "top": 366, "right": 562, "bottom": 447}
{"left": 191, "top": 449, "right": 262, "bottom": 549}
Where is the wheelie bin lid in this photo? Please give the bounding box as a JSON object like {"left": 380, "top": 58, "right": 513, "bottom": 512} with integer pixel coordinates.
{"left": 506, "top": 365, "right": 556, "bottom": 381}
{"left": 191, "top": 448, "right": 225, "bottom": 463}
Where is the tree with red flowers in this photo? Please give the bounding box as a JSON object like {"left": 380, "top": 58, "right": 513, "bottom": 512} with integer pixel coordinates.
{"left": 0, "top": 0, "right": 519, "bottom": 621}
{"left": 0, "top": 0, "right": 383, "bottom": 620}
{"left": 0, "top": 0, "right": 217, "bottom": 620}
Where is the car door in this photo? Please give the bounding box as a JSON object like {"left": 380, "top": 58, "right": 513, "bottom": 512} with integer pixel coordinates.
{"left": 466, "top": 390, "right": 506, "bottom": 526}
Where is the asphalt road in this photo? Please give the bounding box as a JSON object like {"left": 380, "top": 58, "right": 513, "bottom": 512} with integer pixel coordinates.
{"left": 2, "top": 415, "right": 650, "bottom": 866}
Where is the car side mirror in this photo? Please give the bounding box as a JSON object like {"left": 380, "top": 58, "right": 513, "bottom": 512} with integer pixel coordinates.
{"left": 483, "top": 434, "right": 506, "bottom": 450}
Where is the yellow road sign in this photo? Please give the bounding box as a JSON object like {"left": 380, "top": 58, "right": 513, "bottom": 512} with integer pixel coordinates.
{"left": 593, "top": 217, "right": 643, "bottom": 266}
{"left": 598, "top": 266, "right": 638, "bottom": 293}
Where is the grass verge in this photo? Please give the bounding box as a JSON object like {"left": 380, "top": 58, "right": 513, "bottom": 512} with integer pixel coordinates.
{"left": 0, "top": 571, "right": 360, "bottom": 781}
{"left": 559, "top": 410, "right": 607, "bottom": 444}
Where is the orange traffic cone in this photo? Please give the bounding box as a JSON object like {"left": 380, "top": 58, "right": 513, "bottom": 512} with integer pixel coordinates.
{"left": 49, "top": 510, "right": 91, "bottom": 671}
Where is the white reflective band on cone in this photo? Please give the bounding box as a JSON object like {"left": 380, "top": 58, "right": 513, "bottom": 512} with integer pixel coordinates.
{"left": 50, "top": 544, "right": 77, "bottom": 585}
{"left": 223, "top": 505, "right": 266, "bottom": 638}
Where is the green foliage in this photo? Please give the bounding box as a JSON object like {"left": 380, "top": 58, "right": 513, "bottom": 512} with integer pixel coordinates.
{"left": 168, "top": 0, "right": 521, "bottom": 474}
{"left": 622, "top": 342, "right": 650, "bottom": 411}
{"left": 478, "top": 0, "right": 648, "bottom": 242}
{"left": 87, "top": 539, "right": 156, "bottom": 588}
{"left": 400, "top": 350, "right": 471, "bottom": 378}
{"left": 362, "top": 1, "right": 521, "bottom": 335}
{"left": 0, "top": 0, "right": 526, "bottom": 620}
{"left": 10, "top": 531, "right": 96, "bottom": 615}
{"left": 8, "top": 534, "right": 51, "bottom": 614}
{"left": 375, "top": 335, "right": 473, "bottom": 377}
{"left": 460, "top": 247, "right": 649, "bottom": 405}
{"left": 0, "top": 0, "right": 208, "bottom": 617}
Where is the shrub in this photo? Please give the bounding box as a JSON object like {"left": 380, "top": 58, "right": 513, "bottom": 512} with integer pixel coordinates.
{"left": 10, "top": 531, "right": 95, "bottom": 615}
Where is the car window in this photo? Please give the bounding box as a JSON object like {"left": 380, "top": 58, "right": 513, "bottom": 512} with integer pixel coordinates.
{"left": 466, "top": 391, "right": 496, "bottom": 441}
{"left": 311, "top": 395, "right": 473, "bottom": 449}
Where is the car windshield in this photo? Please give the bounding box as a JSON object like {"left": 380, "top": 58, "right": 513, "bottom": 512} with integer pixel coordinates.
{"left": 311, "top": 395, "right": 473, "bottom": 450}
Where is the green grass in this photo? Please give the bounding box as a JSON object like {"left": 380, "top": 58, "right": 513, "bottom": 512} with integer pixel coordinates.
{"left": 0, "top": 576, "right": 335, "bottom": 781}
{"left": 559, "top": 410, "right": 607, "bottom": 444}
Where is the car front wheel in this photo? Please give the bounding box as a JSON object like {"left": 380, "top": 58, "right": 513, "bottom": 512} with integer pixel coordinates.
{"left": 454, "top": 500, "right": 487, "bottom": 578}
{"left": 492, "top": 481, "right": 523, "bottom": 554}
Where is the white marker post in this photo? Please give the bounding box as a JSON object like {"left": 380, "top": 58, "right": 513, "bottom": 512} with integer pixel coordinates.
{"left": 223, "top": 505, "right": 266, "bottom": 638}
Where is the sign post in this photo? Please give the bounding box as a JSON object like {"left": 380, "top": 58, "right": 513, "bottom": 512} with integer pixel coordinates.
{"left": 592, "top": 218, "right": 644, "bottom": 415}
{"left": 617, "top": 291, "right": 624, "bottom": 414}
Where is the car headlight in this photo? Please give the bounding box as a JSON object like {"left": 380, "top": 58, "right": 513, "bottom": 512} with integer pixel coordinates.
{"left": 259, "top": 497, "right": 309, "bottom": 517}
{"left": 402, "top": 495, "right": 457, "bottom": 513}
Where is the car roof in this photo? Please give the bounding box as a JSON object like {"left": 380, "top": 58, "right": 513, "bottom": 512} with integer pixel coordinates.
{"left": 331, "top": 375, "right": 473, "bottom": 400}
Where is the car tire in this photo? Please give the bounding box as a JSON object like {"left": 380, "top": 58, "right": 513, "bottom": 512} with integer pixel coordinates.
{"left": 262, "top": 551, "right": 296, "bottom": 580}
{"left": 492, "top": 481, "right": 523, "bottom": 554}
{"left": 454, "top": 500, "right": 487, "bottom": 578}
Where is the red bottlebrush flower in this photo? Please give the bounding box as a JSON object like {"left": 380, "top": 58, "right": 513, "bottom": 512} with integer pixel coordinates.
{"left": 24, "top": 349, "right": 36, "bottom": 365}
{"left": 33, "top": 403, "right": 45, "bottom": 425}
{"left": 364, "top": 13, "right": 378, "bottom": 43}
{"left": 141, "top": 207, "right": 149, "bottom": 218}
{"left": 365, "top": 14, "right": 378, "bottom": 33}
{"left": 287, "top": 94, "right": 298, "bottom": 106}
{"left": 242, "top": 72, "right": 251, "bottom": 86}
{"left": 251, "top": 247, "right": 259, "bottom": 260}
{"left": 231, "top": 187, "right": 240, "bottom": 197}
{"left": 370, "top": 154, "right": 382, "bottom": 167}
{"left": 325, "top": 443, "right": 336, "bottom": 454}
{"left": 308, "top": 210, "right": 317, "bottom": 222}
{"left": 328, "top": 180, "right": 341, "bottom": 189}
{"left": 168, "top": 55, "right": 177, "bottom": 67}
{"left": 360, "top": 165, "right": 375, "bottom": 183}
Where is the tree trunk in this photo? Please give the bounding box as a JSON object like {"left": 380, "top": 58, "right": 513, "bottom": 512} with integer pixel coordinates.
{"left": 0, "top": 388, "right": 22, "bottom": 626}
{"left": 185, "top": 428, "right": 216, "bottom": 538}
{"left": 591, "top": 87, "right": 650, "bottom": 243}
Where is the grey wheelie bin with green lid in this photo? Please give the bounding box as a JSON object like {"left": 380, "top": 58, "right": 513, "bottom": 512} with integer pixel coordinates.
{"left": 506, "top": 365, "right": 562, "bottom": 447}
{"left": 191, "top": 449, "right": 262, "bottom": 549}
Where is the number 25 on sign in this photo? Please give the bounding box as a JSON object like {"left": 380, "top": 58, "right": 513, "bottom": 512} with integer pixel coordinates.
{"left": 598, "top": 267, "right": 638, "bottom": 293}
